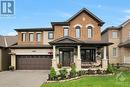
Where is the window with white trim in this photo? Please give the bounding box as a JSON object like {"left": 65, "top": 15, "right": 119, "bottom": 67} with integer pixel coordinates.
{"left": 22, "top": 33, "right": 26, "bottom": 42}
{"left": 29, "top": 33, "right": 34, "bottom": 42}
{"left": 48, "top": 31, "right": 54, "bottom": 39}
{"left": 36, "top": 33, "right": 41, "bottom": 42}
{"left": 128, "top": 30, "right": 130, "bottom": 37}
{"left": 113, "top": 48, "right": 117, "bottom": 56}
{"left": 64, "top": 27, "right": 69, "bottom": 36}
{"left": 112, "top": 31, "right": 118, "bottom": 38}
{"left": 75, "top": 26, "right": 80, "bottom": 38}
{"left": 87, "top": 26, "right": 93, "bottom": 38}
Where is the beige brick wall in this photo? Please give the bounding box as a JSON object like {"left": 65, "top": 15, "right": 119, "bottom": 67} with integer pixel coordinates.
{"left": 0, "top": 49, "right": 2, "bottom": 71}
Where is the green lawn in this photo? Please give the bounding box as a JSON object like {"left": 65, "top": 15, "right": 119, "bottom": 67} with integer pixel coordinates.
{"left": 41, "top": 72, "right": 130, "bottom": 87}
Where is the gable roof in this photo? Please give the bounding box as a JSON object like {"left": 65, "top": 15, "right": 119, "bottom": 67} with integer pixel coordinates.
{"left": 49, "top": 36, "right": 84, "bottom": 45}
{"left": 0, "top": 36, "right": 5, "bottom": 47}
{"left": 66, "top": 8, "right": 104, "bottom": 25}
{"left": 120, "top": 19, "right": 130, "bottom": 27}
{"left": 51, "top": 8, "right": 104, "bottom": 26}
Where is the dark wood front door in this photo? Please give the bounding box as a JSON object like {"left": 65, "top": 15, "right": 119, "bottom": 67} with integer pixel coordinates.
{"left": 62, "top": 51, "right": 71, "bottom": 66}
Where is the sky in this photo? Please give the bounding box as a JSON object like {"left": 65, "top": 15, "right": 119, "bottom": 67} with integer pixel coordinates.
{"left": 0, "top": 0, "right": 130, "bottom": 36}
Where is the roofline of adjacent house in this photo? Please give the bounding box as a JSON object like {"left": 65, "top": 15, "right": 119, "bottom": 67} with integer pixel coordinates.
{"left": 15, "top": 27, "right": 53, "bottom": 31}
{"left": 101, "top": 26, "right": 122, "bottom": 35}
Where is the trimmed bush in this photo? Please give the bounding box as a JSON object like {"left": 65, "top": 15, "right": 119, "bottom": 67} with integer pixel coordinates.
{"left": 57, "top": 63, "right": 62, "bottom": 68}
{"left": 107, "top": 64, "right": 118, "bottom": 74}
{"left": 70, "top": 63, "right": 76, "bottom": 78}
{"left": 50, "top": 67, "right": 56, "bottom": 80}
{"left": 59, "top": 68, "right": 68, "bottom": 80}
{"left": 9, "top": 66, "right": 14, "bottom": 71}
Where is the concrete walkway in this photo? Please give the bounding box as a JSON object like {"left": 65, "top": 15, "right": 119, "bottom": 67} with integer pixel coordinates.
{"left": 0, "top": 70, "right": 49, "bottom": 87}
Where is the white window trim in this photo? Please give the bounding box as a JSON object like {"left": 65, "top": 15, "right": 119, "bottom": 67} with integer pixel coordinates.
{"left": 74, "top": 24, "right": 82, "bottom": 28}
{"left": 63, "top": 26, "right": 69, "bottom": 28}
{"left": 86, "top": 24, "right": 94, "bottom": 28}
{"left": 112, "top": 31, "right": 118, "bottom": 38}
{"left": 112, "top": 47, "right": 118, "bottom": 57}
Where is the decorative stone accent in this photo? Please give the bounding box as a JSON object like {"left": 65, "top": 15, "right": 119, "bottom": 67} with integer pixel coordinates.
{"left": 52, "top": 59, "right": 57, "bottom": 70}
{"left": 11, "top": 54, "right": 16, "bottom": 70}
{"left": 76, "top": 59, "right": 81, "bottom": 71}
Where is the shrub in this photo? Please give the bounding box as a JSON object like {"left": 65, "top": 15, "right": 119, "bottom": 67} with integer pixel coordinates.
{"left": 97, "top": 69, "right": 102, "bottom": 74}
{"left": 70, "top": 63, "right": 76, "bottom": 78}
{"left": 57, "top": 63, "right": 62, "bottom": 68}
{"left": 107, "top": 64, "right": 118, "bottom": 74}
{"left": 59, "top": 68, "right": 68, "bottom": 80}
{"left": 9, "top": 66, "right": 14, "bottom": 71}
{"left": 50, "top": 67, "right": 57, "bottom": 80}
{"left": 88, "top": 69, "right": 96, "bottom": 74}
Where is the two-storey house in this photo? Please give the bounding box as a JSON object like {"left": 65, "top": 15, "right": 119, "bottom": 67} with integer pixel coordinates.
{"left": 10, "top": 8, "right": 112, "bottom": 70}
{"left": 102, "top": 19, "right": 130, "bottom": 64}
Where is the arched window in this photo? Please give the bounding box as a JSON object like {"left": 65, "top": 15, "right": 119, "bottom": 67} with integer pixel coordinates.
{"left": 75, "top": 26, "right": 81, "bottom": 38}
{"left": 64, "top": 27, "right": 69, "bottom": 36}
{"left": 87, "top": 26, "right": 93, "bottom": 38}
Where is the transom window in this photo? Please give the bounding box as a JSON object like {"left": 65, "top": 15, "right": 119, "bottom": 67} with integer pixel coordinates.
{"left": 36, "top": 33, "right": 41, "bottom": 42}
{"left": 87, "top": 26, "right": 93, "bottom": 38}
{"left": 29, "top": 33, "right": 34, "bottom": 42}
{"left": 64, "top": 27, "right": 69, "bottom": 36}
{"left": 75, "top": 26, "right": 81, "bottom": 38}
{"left": 48, "top": 31, "right": 54, "bottom": 39}
{"left": 22, "top": 32, "right": 26, "bottom": 42}
{"left": 112, "top": 31, "right": 118, "bottom": 38}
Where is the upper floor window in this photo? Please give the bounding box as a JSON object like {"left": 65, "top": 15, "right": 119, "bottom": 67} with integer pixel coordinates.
{"left": 75, "top": 26, "right": 81, "bottom": 38}
{"left": 64, "top": 27, "right": 69, "bottom": 36}
{"left": 87, "top": 26, "right": 93, "bottom": 38}
{"left": 22, "top": 32, "right": 26, "bottom": 42}
{"left": 29, "top": 33, "right": 34, "bottom": 42}
{"left": 128, "top": 30, "right": 130, "bottom": 37}
{"left": 36, "top": 33, "right": 41, "bottom": 42}
{"left": 113, "top": 48, "right": 117, "bottom": 56}
{"left": 48, "top": 31, "right": 54, "bottom": 39}
{"left": 112, "top": 31, "right": 118, "bottom": 38}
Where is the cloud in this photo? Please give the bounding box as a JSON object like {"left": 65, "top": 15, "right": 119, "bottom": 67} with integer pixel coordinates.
{"left": 7, "top": 31, "right": 17, "bottom": 36}
{"left": 124, "top": 9, "right": 130, "bottom": 14}
{"left": 97, "top": 5, "right": 102, "bottom": 8}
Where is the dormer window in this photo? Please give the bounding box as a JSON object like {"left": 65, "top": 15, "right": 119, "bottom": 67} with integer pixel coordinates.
{"left": 87, "top": 26, "right": 93, "bottom": 38}
{"left": 64, "top": 27, "right": 69, "bottom": 36}
{"left": 22, "top": 32, "right": 26, "bottom": 42}
{"left": 75, "top": 26, "right": 81, "bottom": 38}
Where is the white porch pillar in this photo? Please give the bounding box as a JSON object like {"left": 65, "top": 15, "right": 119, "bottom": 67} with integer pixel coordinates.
{"left": 11, "top": 54, "right": 16, "bottom": 70}
{"left": 102, "top": 46, "right": 108, "bottom": 69}
{"left": 52, "top": 45, "right": 57, "bottom": 70}
{"left": 76, "top": 45, "right": 81, "bottom": 71}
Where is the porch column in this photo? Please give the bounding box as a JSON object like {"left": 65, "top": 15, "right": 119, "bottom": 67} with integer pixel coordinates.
{"left": 52, "top": 45, "right": 57, "bottom": 70}
{"left": 76, "top": 45, "right": 81, "bottom": 71}
{"left": 102, "top": 46, "right": 108, "bottom": 69}
{"left": 11, "top": 54, "right": 16, "bottom": 70}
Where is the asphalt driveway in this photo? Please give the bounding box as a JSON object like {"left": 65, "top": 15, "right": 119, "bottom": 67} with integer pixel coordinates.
{"left": 0, "top": 70, "right": 49, "bottom": 87}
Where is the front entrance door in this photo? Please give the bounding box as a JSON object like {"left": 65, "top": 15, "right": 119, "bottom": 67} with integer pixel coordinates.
{"left": 62, "top": 51, "right": 70, "bottom": 66}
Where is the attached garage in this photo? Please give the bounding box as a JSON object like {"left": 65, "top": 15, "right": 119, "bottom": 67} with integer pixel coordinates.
{"left": 16, "top": 55, "right": 52, "bottom": 70}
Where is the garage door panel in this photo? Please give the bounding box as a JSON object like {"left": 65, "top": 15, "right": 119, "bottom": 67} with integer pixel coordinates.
{"left": 16, "top": 55, "right": 52, "bottom": 70}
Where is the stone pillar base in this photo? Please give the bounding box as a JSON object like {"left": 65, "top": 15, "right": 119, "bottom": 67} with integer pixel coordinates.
{"left": 52, "top": 59, "right": 57, "bottom": 70}
{"left": 76, "top": 59, "right": 81, "bottom": 71}
{"left": 102, "top": 59, "right": 108, "bottom": 69}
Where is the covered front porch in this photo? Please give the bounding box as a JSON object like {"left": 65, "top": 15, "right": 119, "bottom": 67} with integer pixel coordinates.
{"left": 49, "top": 36, "right": 112, "bottom": 71}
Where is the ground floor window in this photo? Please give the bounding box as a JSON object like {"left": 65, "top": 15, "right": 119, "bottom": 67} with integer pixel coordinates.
{"left": 113, "top": 48, "right": 117, "bottom": 56}
{"left": 81, "top": 49, "right": 96, "bottom": 62}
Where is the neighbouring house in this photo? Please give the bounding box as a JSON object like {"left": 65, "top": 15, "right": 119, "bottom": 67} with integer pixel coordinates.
{"left": 0, "top": 35, "right": 17, "bottom": 71}
{"left": 10, "top": 8, "right": 113, "bottom": 71}
{"left": 102, "top": 19, "right": 130, "bottom": 64}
